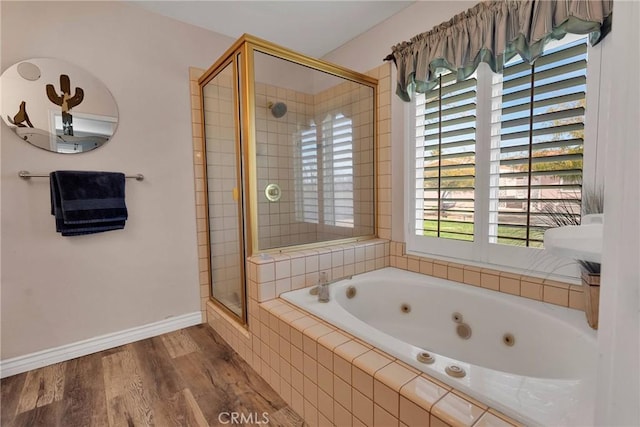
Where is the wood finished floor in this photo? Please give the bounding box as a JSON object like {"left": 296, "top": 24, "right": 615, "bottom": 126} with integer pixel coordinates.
{"left": 1, "top": 325, "right": 305, "bottom": 427}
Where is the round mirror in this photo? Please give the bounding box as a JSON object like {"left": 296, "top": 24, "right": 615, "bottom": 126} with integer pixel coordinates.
{"left": 1, "top": 58, "right": 118, "bottom": 154}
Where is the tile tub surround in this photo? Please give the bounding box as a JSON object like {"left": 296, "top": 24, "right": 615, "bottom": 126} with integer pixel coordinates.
{"left": 246, "top": 238, "right": 390, "bottom": 304}
{"left": 389, "top": 241, "right": 586, "bottom": 313}
{"left": 208, "top": 298, "right": 523, "bottom": 427}
{"left": 282, "top": 267, "right": 596, "bottom": 426}
{"left": 204, "top": 235, "right": 585, "bottom": 425}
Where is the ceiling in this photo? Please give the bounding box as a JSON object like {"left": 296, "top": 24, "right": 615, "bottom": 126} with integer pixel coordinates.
{"left": 130, "top": 1, "right": 414, "bottom": 58}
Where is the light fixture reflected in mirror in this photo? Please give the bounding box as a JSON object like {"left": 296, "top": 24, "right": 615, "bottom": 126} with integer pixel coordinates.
{"left": 17, "top": 62, "right": 41, "bottom": 81}
{"left": 1, "top": 58, "right": 119, "bottom": 154}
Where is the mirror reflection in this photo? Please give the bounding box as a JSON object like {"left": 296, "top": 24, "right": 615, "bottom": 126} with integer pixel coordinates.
{"left": 1, "top": 58, "right": 118, "bottom": 153}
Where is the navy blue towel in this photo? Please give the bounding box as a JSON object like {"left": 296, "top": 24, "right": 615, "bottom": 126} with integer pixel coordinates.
{"left": 50, "top": 171, "right": 128, "bottom": 236}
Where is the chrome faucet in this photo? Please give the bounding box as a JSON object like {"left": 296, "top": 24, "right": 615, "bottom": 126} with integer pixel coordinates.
{"left": 318, "top": 272, "right": 330, "bottom": 302}
{"left": 309, "top": 273, "right": 352, "bottom": 302}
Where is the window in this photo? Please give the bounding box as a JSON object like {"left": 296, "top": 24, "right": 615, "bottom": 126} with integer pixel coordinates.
{"left": 415, "top": 72, "right": 477, "bottom": 241}
{"left": 295, "top": 113, "right": 354, "bottom": 227}
{"left": 407, "top": 35, "right": 598, "bottom": 277}
{"left": 489, "top": 38, "right": 587, "bottom": 247}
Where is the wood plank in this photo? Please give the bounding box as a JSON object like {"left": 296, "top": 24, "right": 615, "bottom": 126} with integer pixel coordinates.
{"left": 184, "top": 324, "right": 229, "bottom": 360}
{"left": 183, "top": 388, "right": 209, "bottom": 427}
{"left": 185, "top": 325, "right": 253, "bottom": 386}
{"left": 102, "top": 348, "right": 154, "bottom": 427}
{"left": 0, "top": 372, "right": 27, "bottom": 426}
{"left": 59, "top": 352, "right": 109, "bottom": 427}
{"left": 182, "top": 390, "right": 229, "bottom": 426}
{"left": 171, "top": 348, "right": 236, "bottom": 425}
{"left": 130, "top": 336, "right": 191, "bottom": 426}
{"left": 15, "top": 370, "right": 42, "bottom": 415}
{"left": 105, "top": 395, "right": 137, "bottom": 427}
{"left": 37, "top": 363, "right": 66, "bottom": 408}
{"left": 14, "top": 362, "right": 66, "bottom": 415}
{"left": 174, "top": 344, "right": 286, "bottom": 425}
{"left": 11, "top": 400, "right": 63, "bottom": 427}
{"left": 171, "top": 350, "right": 232, "bottom": 404}
{"left": 267, "top": 406, "right": 306, "bottom": 427}
{"left": 187, "top": 325, "right": 287, "bottom": 411}
{"left": 161, "top": 329, "right": 199, "bottom": 359}
{"left": 132, "top": 334, "right": 186, "bottom": 400}
{"left": 151, "top": 387, "right": 215, "bottom": 427}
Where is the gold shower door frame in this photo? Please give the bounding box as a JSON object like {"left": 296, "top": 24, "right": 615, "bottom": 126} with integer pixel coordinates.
{"left": 199, "top": 51, "right": 248, "bottom": 324}
{"left": 198, "top": 34, "right": 378, "bottom": 325}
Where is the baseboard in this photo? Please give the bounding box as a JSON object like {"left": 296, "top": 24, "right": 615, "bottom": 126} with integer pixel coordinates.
{"left": 0, "top": 311, "right": 202, "bottom": 378}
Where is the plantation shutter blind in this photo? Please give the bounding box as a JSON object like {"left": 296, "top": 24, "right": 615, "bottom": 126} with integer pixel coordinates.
{"left": 296, "top": 124, "right": 319, "bottom": 224}
{"left": 322, "top": 114, "right": 354, "bottom": 228}
{"left": 416, "top": 72, "right": 477, "bottom": 241}
{"left": 489, "top": 37, "right": 588, "bottom": 247}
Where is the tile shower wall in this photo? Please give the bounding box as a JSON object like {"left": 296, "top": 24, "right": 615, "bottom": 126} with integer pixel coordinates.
{"left": 313, "top": 80, "right": 375, "bottom": 241}
{"left": 255, "top": 78, "right": 375, "bottom": 249}
{"left": 255, "top": 83, "right": 317, "bottom": 249}
{"left": 371, "top": 64, "right": 392, "bottom": 241}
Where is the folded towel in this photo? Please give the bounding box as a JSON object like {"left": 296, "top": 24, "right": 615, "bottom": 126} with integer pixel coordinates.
{"left": 50, "top": 171, "right": 127, "bottom": 236}
{"left": 54, "top": 218, "right": 126, "bottom": 236}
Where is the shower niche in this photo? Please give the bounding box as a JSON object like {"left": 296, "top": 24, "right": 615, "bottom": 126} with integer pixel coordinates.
{"left": 199, "top": 35, "right": 377, "bottom": 323}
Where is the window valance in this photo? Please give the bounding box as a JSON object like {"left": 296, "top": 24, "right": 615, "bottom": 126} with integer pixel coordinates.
{"left": 386, "top": 0, "right": 613, "bottom": 101}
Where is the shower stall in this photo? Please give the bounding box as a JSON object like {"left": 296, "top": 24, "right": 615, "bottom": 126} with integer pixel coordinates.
{"left": 198, "top": 35, "right": 377, "bottom": 323}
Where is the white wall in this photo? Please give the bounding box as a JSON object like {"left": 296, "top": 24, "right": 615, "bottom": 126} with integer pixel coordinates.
{"left": 0, "top": 1, "right": 233, "bottom": 360}
{"left": 327, "top": 1, "right": 640, "bottom": 426}
{"left": 595, "top": 1, "right": 640, "bottom": 424}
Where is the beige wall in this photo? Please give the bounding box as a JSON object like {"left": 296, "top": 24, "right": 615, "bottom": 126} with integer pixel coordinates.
{"left": 0, "top": 1, "right": 233, "bottom": 359}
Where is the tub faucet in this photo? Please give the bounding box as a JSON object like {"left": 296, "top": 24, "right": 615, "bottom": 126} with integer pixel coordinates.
{"left": 309, "top": 273, "right": 353, "bottom": 302}
{"left": 318, "top": 272, "right": 330, "bottom": 302}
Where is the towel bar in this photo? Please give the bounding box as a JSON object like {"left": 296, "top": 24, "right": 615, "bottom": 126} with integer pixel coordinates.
{"left": 18, "top": 170, "right": 144, "bottom": 181}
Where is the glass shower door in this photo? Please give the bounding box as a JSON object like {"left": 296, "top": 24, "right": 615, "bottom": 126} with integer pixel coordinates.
{"left": 251, "top": 50, "right": 376, "bottom": 251}
{"left": 202, "top": 60, "right": 246, "bottom": 320}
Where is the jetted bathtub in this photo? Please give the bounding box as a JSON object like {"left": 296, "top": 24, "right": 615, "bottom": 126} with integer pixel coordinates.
{"left": 281, "top": 267, "right": 597, "bottom": 426}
